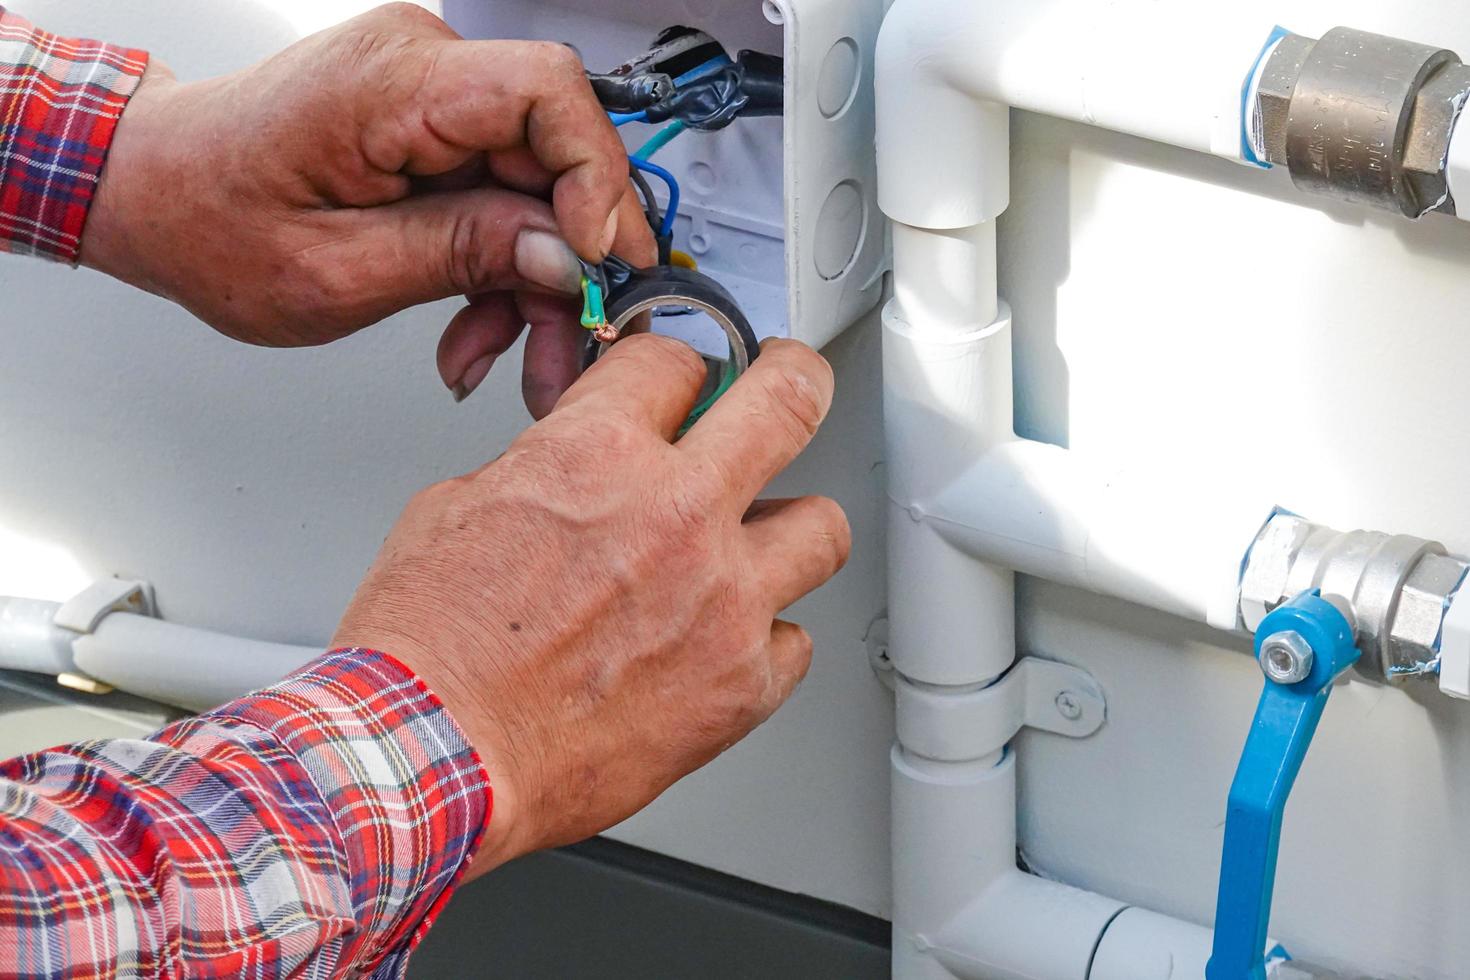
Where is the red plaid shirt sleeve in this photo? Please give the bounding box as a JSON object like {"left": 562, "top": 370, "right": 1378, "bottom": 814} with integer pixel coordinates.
{"left": 0, "top": 648, "right": 492, "bottom": 979}
{"left": 0, "top": 6, "right": 147, "bottom": 262}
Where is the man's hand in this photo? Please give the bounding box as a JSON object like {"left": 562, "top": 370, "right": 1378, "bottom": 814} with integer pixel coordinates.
{"left": 332, "top": 337, "right": 850, "bottom": 876}
{"left": 81, "top": 3, "right": 655, "bottom": 416}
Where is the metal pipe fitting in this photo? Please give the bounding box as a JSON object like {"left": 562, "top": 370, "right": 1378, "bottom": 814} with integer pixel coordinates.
{"left": 1256, "top": 27, "right": 1470, "bottom": 217}
{"left": 1239, "top": 513, "right": 1469, "bottom": 683}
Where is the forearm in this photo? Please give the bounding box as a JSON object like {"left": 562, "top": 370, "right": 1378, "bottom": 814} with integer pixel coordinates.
{"left": 0, "top": 649, "right": 489, "bottom": 979}
{"left": 0, "top": 6, "right": 147, "bottom": 262}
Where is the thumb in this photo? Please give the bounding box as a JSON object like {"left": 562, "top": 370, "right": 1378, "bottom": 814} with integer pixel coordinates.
{"left": 315, "top": 186, "right": 585, "bottom": 327}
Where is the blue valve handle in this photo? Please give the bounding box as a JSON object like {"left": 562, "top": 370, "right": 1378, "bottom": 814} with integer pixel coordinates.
{"left": 1206, "top": 591, "right": 1359, "bottom": 980}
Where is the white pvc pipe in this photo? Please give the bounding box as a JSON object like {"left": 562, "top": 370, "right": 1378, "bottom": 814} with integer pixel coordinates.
{"left": 928, "top": 440, "right": 1276, "bottom": 632}
{"left": 893, "top": 747, "right": 1126, "bottom": 980}
{"left": 875, "top": 3, "right": 1301, "bottom": 974}
{"left": 876, "top": 0, "right": 1281, "bottom": 229}
{"left": 0, "top": 598, "right": 76, "bottom": 676}
{"left": 71, "top": 614, "right": 320, "bottom": 712}
{"left": 1089, "top": 908, "right": 1216, "bottom": 980}
{"left": 883, "top": 222, "right": 1017, "bottom": 688}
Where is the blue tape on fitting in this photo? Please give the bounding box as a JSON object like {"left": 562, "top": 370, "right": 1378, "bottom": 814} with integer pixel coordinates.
{"left": 1239, "top": 25, "right": 1291, "bottom": 169}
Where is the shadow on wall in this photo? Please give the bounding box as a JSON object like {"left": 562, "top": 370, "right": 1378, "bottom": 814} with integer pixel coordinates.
{"left": 18, "top": 0, "right": 304, "bottom": 77}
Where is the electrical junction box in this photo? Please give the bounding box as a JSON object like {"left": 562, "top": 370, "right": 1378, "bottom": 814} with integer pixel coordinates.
{"left": 442, "top": 0, "right": 887, "bottom": 350}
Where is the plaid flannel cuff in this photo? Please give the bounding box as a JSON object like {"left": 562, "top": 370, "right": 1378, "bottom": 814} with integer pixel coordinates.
{"left": 210, "top": 648, "right": 492, "bottom": 975}
{"left": 0, "top": 7, "right": 148, "bottom": 262}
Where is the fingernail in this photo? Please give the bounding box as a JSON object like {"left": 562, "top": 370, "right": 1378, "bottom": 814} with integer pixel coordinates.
{"left": 451, "top": 353, "right": 496, "bottom": 404}
{"left": 599, "top": 211, "right": 619, "bottom": 257}
{"left": 514, "top": 229, "right": 582, "bottom": 293}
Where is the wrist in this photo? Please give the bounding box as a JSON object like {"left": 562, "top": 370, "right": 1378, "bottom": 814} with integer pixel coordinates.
{"left": 80, "top": 62, "right": 182, "bottom": 291}
{"left": 330, "top": 617, "right": 533, "bottom": 879}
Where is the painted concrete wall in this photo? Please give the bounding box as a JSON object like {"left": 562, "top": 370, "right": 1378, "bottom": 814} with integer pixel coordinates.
{"left": 7, "top": 1, "right": 1470, "bottom": 976}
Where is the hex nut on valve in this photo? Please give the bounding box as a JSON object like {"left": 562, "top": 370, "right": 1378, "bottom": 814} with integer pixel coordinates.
{"left": 1259, "top": 631, "right": 1314, "bottom": 685}
{"left": 1239, "top": 514, "right": 1313, "bottom": 631}
{"left": 1387, "top": 553, "right": 1470, "bottom": 675}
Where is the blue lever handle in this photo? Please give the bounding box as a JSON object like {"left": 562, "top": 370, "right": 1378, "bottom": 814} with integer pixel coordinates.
{"left": 1206, "top": 591, "right": 1358, "bottom": 980}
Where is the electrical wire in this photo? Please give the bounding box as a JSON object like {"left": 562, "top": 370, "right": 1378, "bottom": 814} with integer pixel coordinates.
{"left": 627, "top": 161, "right": 662, "bottom": 231}
{"left": 634, "top": 120, "right": 686, "bottom": 160}
{"left": 630, "top": 157, "right": 680, "bottom": 238}
{"left": 605, "top": 54, "right": 734, "bottom": 251}
{"left": 672, "top": 56, "right": 730, "bottom": 86}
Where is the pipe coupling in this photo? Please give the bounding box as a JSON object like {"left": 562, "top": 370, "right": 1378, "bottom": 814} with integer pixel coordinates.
{"left": 1257, "top": 27, "right": 1470, "bottom": 217}
{"left": 1239, "top": 513, "right": 1469, "bottom": 684}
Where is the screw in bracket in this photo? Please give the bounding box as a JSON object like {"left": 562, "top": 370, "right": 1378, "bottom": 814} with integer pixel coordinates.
{"left": 1054, "top": 690, "right": 1083, "bottom": 721}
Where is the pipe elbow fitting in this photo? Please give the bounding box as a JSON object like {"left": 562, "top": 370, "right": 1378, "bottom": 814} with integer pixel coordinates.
{"left": 875, "top": 0, "right": 1009, "bottom": 229}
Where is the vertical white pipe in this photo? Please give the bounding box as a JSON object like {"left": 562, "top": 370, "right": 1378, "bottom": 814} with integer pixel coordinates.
{"left": 885, "top": 212, "right": 1033, "bottom": 977}
{"left": 891, "top": 748, "right": 1013, "bottom": 980}
{"left": 883, "top": 222, "right": 1016, "bottom": 687}
{"left": 891, "top": 222, "right": 1000, "bottom": 333}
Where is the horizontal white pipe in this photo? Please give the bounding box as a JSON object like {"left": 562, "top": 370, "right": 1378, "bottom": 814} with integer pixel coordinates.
{"left": 71, "top": 614, "right": 320, "bottom": 712}
{"left": 0, "top": 598, "right": 77, "bottom": 676}
{"left": 876, "top": 0, "right": 1280, "bottom": 228}
{"left": 1089, "top": 908, "right": 1218, "bottom": 980}
{"left": 925, "top": 440, "right": 1276, "bottom": 632}
{"left": 0, "top": 595, "right": 320, "bottom": 712}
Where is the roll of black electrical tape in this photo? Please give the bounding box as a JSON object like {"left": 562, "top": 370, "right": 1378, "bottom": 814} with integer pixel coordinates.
{"left": 581, "top": 266, "right": 761, "bottom": 374}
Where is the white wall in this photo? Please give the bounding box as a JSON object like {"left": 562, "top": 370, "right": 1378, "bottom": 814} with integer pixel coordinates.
{"left": 9, "top": 1, "right": 1470, "bottom": 976}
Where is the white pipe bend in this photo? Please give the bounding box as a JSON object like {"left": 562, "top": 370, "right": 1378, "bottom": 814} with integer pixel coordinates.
{"left": 876, "top": 0, "right": 1282, "bottom": 229}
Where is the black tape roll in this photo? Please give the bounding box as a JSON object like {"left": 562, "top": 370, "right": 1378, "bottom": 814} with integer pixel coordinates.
{"left": 581, "top": 266, "right": 761, "bottom": 373}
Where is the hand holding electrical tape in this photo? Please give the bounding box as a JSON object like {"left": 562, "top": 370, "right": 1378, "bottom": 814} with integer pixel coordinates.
{"left": 36, "top": 0, "right": 853, "bottom": 928}
{"left": 579, "top": 257, "right": 761, "bottom": 431}
{"left": 574, "top": 26, "right": 782, "bottom": 428}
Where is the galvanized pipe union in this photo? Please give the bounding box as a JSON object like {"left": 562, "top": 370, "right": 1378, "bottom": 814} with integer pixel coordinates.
{"left": 1259, "top": 26, "right": 1470, "bottom": 217}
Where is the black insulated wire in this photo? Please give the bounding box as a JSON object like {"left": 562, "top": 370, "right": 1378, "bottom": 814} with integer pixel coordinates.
{"left": 587, "top": 72, "right": 673, "bottom": 112}
{"left": 626, "top": 163, "right": 673, "bottom": 264}
{"left": 642, "top": 50, "right": 783, "bottom": 131}
{"left": 627, "top": 162, "right": 662, "bottom": 231}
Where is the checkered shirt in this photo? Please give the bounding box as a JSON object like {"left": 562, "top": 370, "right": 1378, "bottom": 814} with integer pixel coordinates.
{"left": 0, "top": 648, "right": 491, "bottom": 978}
{"left": 0, "top": 6, "right": 147, "bottom": 262}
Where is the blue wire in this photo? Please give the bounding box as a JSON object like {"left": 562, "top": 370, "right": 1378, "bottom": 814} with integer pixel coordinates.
{"left": 630, "top": 157, "right": 680, "bottom": 238}
{"left": 614, "top": 56, "right": 729, "bottom": 236}
{"left": 672, "top": 55, "right": 730, "bottom": 86}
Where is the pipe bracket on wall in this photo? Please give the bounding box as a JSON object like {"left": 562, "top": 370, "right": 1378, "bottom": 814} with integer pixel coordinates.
{"left": 1207, "top": 592, "right": 1360, "bottom": 980}
{"left": 49, "top": 577, "right": 158, "bottom": 695}
{"left": 894, "top": 657, "right": 1105, "bottom": 763}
